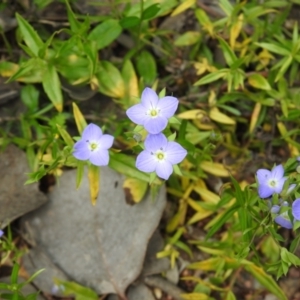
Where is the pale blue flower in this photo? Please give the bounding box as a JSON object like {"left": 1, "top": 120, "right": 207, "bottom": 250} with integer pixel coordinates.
{"left": 271, "top": 202, "right": 293, "bottom": 229}
{"left": 0, "top": 230, "right": 3, "bottom": 238}
{"left": 256, "top": 165, "right": 287, "bottom": 198}
{"left": 292, "top": 198, "right": 300, "bottom": 221}
{"left": 126, "top": 87, "right": 179, "bottom": 134}
{"left": 73, "top": 123, "right": 114, "bottom": 166}
{"left": 136, "top": 133, "right": 187, "bottom": 180}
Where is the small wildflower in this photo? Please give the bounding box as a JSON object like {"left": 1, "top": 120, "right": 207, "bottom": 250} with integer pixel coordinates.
{"left": 126, "top": 87, "right": 179, "bottom": 134}
{"left": 292, "top": 198, "right": 300, "bottom": 221}
{"left": 73, "top": 123, "right": 114, "bottom": 166}
{"left": 136, "top": 133, "right": 187, "bottom": 180}
{"left": 271, "top": 202, "right": 293, "bottom": 229}
{"left": 0, "top": 230, "right": 4, "bottom": 238}
{"left": 256, "top": 165, "right": 287, "bottom": 198}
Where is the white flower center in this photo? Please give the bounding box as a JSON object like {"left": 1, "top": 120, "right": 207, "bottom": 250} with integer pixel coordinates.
{"left": 147, "top": 107, "right": 160, "bottom": 118}
{"left": 151, "top": 149, "right": 166, "bottom": 162}
{"left": 87, "top": 140, "right": 99, "bottom": 152}
{"left": 268, "top": 179, "right": 277, "bottom": 187}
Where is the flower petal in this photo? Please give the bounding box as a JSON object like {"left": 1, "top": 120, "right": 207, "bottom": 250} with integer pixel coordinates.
{"left": 258, "top": 184, "right": 274, "bottom": 198}
{"left": 165, "top": 141, "right": 187, "bottom": 165}
{"left": 98, "top": 134, "right": 114, "bottom": 149}
{"left": 274, "top": 215, "right": 293, "bottom": 229}
{"left": 89, "top": 149, "right": 109, "bottom": 166}
{"left": 271, "top": 164, "right": 284, "bottom": 180}
{"left": 136, "top": 151, "right": 157, "bottom": 172}
{"left": 144, "top": 133, "right": 168, "bottom": 152}
{"left": 256, "top": 169, "right": 271, "bottom": 185}
{"left": 156, "top": 96, "right": 179, "bottom": 118}
{"left": 73, "top": 140, "right": 91, "bottom": 160}
{"left": 292, "top": 198, "right": 300, "bottom": 220}
{"left": 155, "top": 161, "right": 173, "bottom": 180}
{"left": 144, "top": 116, "right": 168, "bottom": 134}
{"left": 82, "top": 123, "right": 102, "bottom": 140}
{"left": 271, "top": 205, "right": 280, "bottom": 214}
{"left": 141, "top": 87, "right": 159, "bottom": 109}
{"left": 126, "top": 104, "right": 148, "bottom": 125}
{"left": 273, "top": 177, "right": 287, "bottom": 194}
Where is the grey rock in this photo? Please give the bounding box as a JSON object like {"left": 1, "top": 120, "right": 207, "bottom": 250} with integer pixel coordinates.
{"left": 21, "top": 246, "right": 69, "bottom": 294}
{"left": 0, "top": 144, "right": 48, "bottom": 228}
{"left": 21, "top": 167, "right": 166, "bottom": 297}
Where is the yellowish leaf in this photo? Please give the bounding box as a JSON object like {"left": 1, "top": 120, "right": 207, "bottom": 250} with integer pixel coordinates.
{"left": 200, "top": 161, "right": 231, "bottom": 177}
{"left": 230, "top": 14, "right": 244, "bottom": 48}
{"left": 122, "top": 60, "right": 139, "bottom": 106}
{"left": 249, "top": 102, "right": 261, "bottom": 134}
{"left": 193, "top": 186, "right": 220, "bottom": 204}
{"left": 88, "top": 164, "right": 100, "bottom": 205}
{"left": 209, "top": 107, "right": 236, "bottom": 125}
{"left": 171, "top": 0, "right": 196, "bottom": 17}
{"left": 177, "top": 109, "right": 206, "bottom": 120}
{"left": 72, "top": 102, "right": 87, "bottom": 135}
{"left": 181, "top": 293, "right": 209, "bottom": 300}
{"left": 123, "top": 177, "right": 148, "bottom": 203}
{"left": 188, "top": 257, "right": 223, "bottom": 271}
{"left": 188, "top": 210, "right": 213, "bottom": 224}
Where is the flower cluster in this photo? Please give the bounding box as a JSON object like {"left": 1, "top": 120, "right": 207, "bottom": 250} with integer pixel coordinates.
{"left": 256, "top": 164, "right": 299, "bottom": 229}
{"left": 127, "top": 87, "right": 187, "bottom": 180}
{"left": 72, "top": 88, "right": 187, "bottom": 181}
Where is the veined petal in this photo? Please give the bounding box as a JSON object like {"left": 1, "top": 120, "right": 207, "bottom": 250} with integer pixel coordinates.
{"left": 141, "top": 87, "right": 159, "bottom": 109}
{"left": 292, "top": 198, "right": 300, "bottom": 220}
{"left": 156, "top": 96, "right": 179, "bottom": 118}
{"left": 126, "top": 104, "right": 148, "bottom": 125}
{"left": 144, "top": 116, "right": 168, "bottom": 134}
{"left": 258, "top": 184, "right": 274, "bottom": 198}
{"left": 89, "top": 149, "right": 109, "bottom": 166}
{"left": 274, "top": 215, "right": 293, "bottom": 229}
{"left": 273, "top": 177, "right": 287, "bottom": 194}
{"left": 82, "top": 123, "right": 102, "bottom": 140}
{"left": 73, "top": 140, "right": 91, "bottom": 160}
{"left": 271, "top": 164, "right": 284, "bottom": 180}
{"left": 256, "top": 169, "right": 271, "bottom": 185}
{"left": 136, "top": 151, "right": 157, "bottom": 172}
{"left": 144, "top": 133, "right": 168, "bottom": 152}
{"left": 98, "top": 134, "right": 114, "bottom": 149}
{"left": 156, "top": 161, "right": 173, "bottom": 180}
{"left": 165, "top": 141, "right": 187, "bottom": 164}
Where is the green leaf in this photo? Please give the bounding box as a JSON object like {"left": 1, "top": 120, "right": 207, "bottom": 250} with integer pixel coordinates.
{"left": 217, "top": 37, "right": 237, "bottom": 67}
{"left": 136, "top": 50, "right": 157, "bottom": 85}
{"left": 76, "top": 161, "right": 85, "bottom": 189}
{"left": 142, "top": 3, "right": 160, "bottom": 20}
{"left": 88, "top": 19, "right": 122, "bottom": 50}
{"left": 65, "top": 0, "right": 81, "bottom": 32}
{"left": 174, "top": 31, "right": 201, "bottom": 46}
{"left": 56, "top": 124, "right": 74, "bottom": 147}
{"left": 21, "top": 84, "right": 39, "bottom": 112}
{"left": 244, "top": 262, "right": 287, "bottom": 300}
{"left": 194, "top": 70, "right": 227, "bottom": 86}
{"left": 120, "top": 16, "right": 140, "bottom": 29}
{"left": 97, "top": 61, "right": 125, "bottom": 98}
{"left": 256, "top": 42, "right": 290, "bottom": 56}
{"left": 248, "top": 73, "right": 271, "bottom": 90}
{"left": 54, "top": 280, "right": 98, "bottom": 300}
{"left": 42, "top": 64, "right": 63, "bottom": 112}
{"left": 109, "top": 152, "right": 160, "bottom": 184}
{"left": 275, "top": 55, "right": 293, "bottom": 82}
{"left": 15, "top": 13, "right": 43, "bottom": 57}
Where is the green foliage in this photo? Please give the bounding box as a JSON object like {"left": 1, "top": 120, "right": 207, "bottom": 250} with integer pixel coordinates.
{"left": 3, "top": 0, "right": 300, "bottom": 299}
